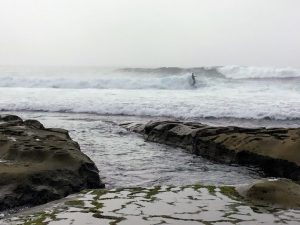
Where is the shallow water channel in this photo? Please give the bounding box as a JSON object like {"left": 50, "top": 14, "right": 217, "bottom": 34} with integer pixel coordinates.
{"left": 15, "top": 112, "right": 263, "bottom": 187}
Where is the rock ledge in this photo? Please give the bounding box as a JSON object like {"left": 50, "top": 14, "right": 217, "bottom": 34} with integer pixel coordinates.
{"left": 0, "top": 114, "right": 104, "bottom": 210}
{"left": 122, "top": 121, "right": 300, "bottom": 181}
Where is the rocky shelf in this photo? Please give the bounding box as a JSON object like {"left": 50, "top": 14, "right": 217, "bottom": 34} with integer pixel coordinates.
{"left": 121, "top": 120, "right": 300, "bottom": 181}
{"left": 2, "top": 179, "right": 300, "bottom": 224}
{"left": 0, "top": 114, "right": 104, "bottom": 210}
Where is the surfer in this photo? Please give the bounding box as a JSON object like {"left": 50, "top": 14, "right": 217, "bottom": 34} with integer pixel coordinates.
{"left": 191, "top": 73, "right": 196, "bottom": 87}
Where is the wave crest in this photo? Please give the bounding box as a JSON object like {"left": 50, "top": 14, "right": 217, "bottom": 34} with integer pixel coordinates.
{"left": 218, "top": 65, "right": 300, "bottom": 79}
{"left": 0, "top": 65, "right": 299, "bottom": 90}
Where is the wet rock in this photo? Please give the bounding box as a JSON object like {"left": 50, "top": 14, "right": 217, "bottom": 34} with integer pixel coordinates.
{"left": 237, "top": 179, "right": 300, "bottom": 209}
{"left": 121, "top": 121, "right": 300, "bottom": 181}
{"left": 3, "top": 184, "right": 300, "bottom": 224}
{"left": 23, "top": 119, "right": 44, "bottom": 129}
{"left": 0, "top": 114, "right": 104, "bottom": 210}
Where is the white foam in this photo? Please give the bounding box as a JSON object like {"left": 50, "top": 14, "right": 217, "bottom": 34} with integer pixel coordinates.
{"left": 218, "top": 65, "right": 300, "bottom": 79}
{"left": 0, "top": 72, "right": 201, "bottom": 90}
{"left": 1, "top": 65, "right": 299, "bottom": 120}
{"left": 1, "top": 65, "right": 299, "bottom": 90}
{"left": 0, "top": 86, "right": 299, "bottom": 120}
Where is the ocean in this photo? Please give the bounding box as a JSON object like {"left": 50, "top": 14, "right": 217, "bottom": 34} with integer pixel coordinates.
{"left": 1, "top": 65, "right": 300, "bottom": 224}
{"left": 1, "top": 65, "right": 299, "bottom": 186}
{"left": 0, "top": 65, "right": 300, "bottom": 121}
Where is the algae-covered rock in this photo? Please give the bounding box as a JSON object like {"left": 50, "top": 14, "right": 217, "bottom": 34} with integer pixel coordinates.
{"left": 237, "top": 179, "right": 300, "bottom": 209}
{"left": 3, "top": 184, "right": 300, "bottom": 225}
{"left": 0, "top": 114, "right": 104, "bottom": 210}
{"left": 121, "top": 121, "right": 300, "bottom": 180}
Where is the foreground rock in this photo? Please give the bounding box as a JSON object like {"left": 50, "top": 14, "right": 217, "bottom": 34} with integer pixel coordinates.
{"left": 2, "top": 182, "right": 300, "bottom": 224}
{"left": 0, "top": 114, "right": 104, "bottom": 210}
{"left": 121, "top": 121, "right": 300, "bottom": 181}
{"left": 237, "top": 178, "right": 300, "bottom": 209}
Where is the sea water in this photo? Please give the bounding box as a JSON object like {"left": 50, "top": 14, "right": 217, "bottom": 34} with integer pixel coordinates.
{"left": 1, "top": 66, "right": 300, "bottom": 224}
{"left": 1, "top": 65, "right": 300, "bottom": 186}
{"left": 0, "top": 65, "right": 300, "bottom": 120}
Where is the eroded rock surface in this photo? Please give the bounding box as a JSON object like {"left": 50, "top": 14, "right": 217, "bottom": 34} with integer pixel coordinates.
{"left": 3, "top": 184, "right": 300, "bottom": 225}
{"left": 0, "top": 114, "right": 104, "bottom": 210}
{"left": 237, "top": 178, "right": 300, "bottom": 209}
{"left": 121, "top": 121, "right": 300, "bottom": 181}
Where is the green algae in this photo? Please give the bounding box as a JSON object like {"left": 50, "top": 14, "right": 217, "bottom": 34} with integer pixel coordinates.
{"left": 90, "top": 188, "right": 108, "bottom": 197}
{"left": 206, "top": 185, "right": 216, "bottom": 193}
{"left": 126, "top": 186, "right": 146, "bottom": 196}
{"left": 3, "top": 184, "right": 299, "bottom": 225}
{"left": 23, "top": 211, "right": 57, "bottom": 225}
{"left": 23, "top": 216, "right": 48, "bottom": 225}
{"left": 219, "top": 186, "right": 241, "bottom": 199}
{"left": 91, "top": 200, "right": 103, "bottom": 209}
{"left": 65, "top": 200, "right": 85, "bottom": 207}
{"left": 186, "top": 183, "right": 216, "bottom": 194}
{"left": 88, "top": 207, "right": 100, "bottom": 213}
{"left": 92, "top": 213, "right": 125, "bottom": 225}
{"left": 145, "top": 186, "right": 161, "bottom": 200}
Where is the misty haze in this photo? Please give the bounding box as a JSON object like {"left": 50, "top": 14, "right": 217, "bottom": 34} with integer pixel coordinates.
{"left": 0, "top": 1, "right": 300, "bottom": 225}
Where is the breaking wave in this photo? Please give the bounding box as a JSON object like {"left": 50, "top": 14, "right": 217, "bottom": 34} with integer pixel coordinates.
{"left": 218, "top": 65, "right": 300, "bottom": 79}
{"left": 0, "top": 65, "right": 299, "bottom": 121}
{"left": 0, "top": 73, "right": 204, "bottom": 90}
{"left": 0, "top": 65, "right": 299, "bottom": 90}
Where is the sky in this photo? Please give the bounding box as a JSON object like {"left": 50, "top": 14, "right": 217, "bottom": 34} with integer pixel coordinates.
{"left": 0, "top": 0, "right": 299, "bottom": 68}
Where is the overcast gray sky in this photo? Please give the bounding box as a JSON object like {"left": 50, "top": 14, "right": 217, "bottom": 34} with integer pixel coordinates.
{"left": 0, "top": 0, "right": 299, "bottom": 68}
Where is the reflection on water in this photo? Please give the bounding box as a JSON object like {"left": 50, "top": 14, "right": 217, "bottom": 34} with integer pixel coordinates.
{"left": 4, "top": 185, "right": 300, "bottom": 225}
